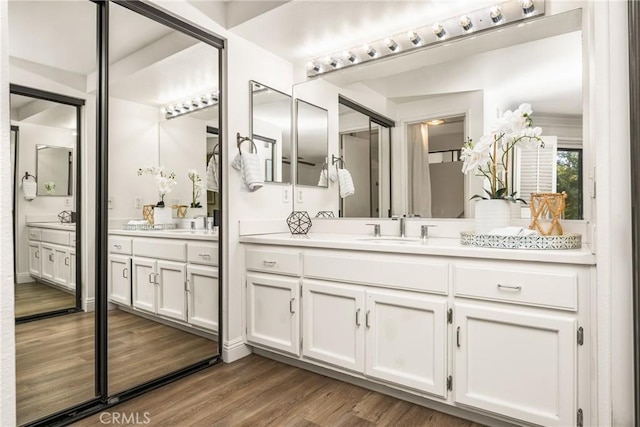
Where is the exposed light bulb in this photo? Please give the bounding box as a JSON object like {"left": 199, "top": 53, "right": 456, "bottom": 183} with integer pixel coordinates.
{"left": 426, "top": 119, "right": 445, "bottom": 126}
{"left": 432, "top": 23, "right": 446, "bottom": 39}
{"left": 326, "top": 56, "right": 338, "bottom": 68}
{"left": 490, "top": 6, "right": 503, "bottom": 23}
{"left": 459, "top": 15, "right": 473, "bottom": 32}
{"left": 384, "top": 37, "right": 398, "bottom": 52}
{"left": 191, "top": 99, "right": 200, "bottom": 108}
{"left": 200, "top": 96, "right": 209, "bottom": 105}
{"left": 407, "top": 31, "right": 422, "bottom": 46}
{"left": 307, "top": 61, "right": 321, "bottom": 72}
{"left": 521, "top": 0, "right": 534, "bottom": 14}
{"left": 363, "top": 44, "right": 377, "bottom": 58}
{"left": 182, "top": 102, "right": 191, "bottom": 111}
{"left": 344, "top": 51, "right": 357, "bottom": 63}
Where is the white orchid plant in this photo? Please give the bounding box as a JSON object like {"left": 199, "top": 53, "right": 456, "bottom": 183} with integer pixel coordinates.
{"left": 137, "top": 166, "right": 177, "bottom": 207}
{"left": 187, "top": 169, "right": 204, "bottom": 208}
{"left": 461, "top": 103, "right": 544, "bottom": 202}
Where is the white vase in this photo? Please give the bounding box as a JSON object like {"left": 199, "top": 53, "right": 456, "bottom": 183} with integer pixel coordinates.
{"left": 153, "top": 207, "right": 174, "bottom": 225}
{"left": 474, "top": 199, "right": 511, "bottom": 234}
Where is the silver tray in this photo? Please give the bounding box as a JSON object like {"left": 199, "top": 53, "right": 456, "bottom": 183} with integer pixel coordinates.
{"left": 460, "top": 232, "right": 582, "bottom": 250}
{"left": 122, "top": 223, "right": 177, "bottom": 231}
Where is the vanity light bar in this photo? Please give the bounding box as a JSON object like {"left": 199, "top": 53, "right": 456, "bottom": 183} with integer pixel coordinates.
{"left": 306, "top": 0, "right": 544, "bottom": 77}
{"left": 164, "top": 92, "right": 219, "bottom": 120}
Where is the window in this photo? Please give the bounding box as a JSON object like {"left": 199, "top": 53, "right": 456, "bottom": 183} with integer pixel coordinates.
{"left": 556, "top": 148, "right": 583, "bottom": 220}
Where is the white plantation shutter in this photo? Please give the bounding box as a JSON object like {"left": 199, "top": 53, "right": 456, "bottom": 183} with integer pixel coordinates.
{"left": 514, "top": 136, "right": 557, "bottom": 202}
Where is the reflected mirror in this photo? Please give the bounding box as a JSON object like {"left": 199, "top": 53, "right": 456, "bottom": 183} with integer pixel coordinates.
{"left": 296, "top": 99, "right": 329, "bottom": 187}
{"left": 295, "top": 9, "right": 584, "bottom": 220}
{"left": 36, "top": 145, "right": 73, "bottom": 196}
{"left": 250, "top": 81, "right": 292, "bottom": 183}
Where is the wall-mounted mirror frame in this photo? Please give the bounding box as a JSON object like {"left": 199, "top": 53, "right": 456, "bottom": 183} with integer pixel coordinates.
{"left": 36, "top": 145, "right": 73, "bottom": 196}
{"left": 295, "top": 99, "right": 329, "bottom": 187}
{"left": 250, "top": 80, "right": 292, "bottom": 184}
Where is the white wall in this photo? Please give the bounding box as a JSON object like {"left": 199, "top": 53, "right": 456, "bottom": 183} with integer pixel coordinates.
{"left": 14, "top": 122, "right": 75, "bottom": 281}
{"left": 0, "top": 1, "right": 16, "bottom": 424}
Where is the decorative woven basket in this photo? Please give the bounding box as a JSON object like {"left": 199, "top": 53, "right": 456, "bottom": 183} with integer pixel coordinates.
{"left": 142, "top": 205, "right": 155, "bottom": 225}
{"left": 529, "top": 192, "right": 567, "bottom": 236}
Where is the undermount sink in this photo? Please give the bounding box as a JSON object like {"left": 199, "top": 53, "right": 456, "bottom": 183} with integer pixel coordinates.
{"left": 357, "top": 237, "right": 423, "bottom": 244}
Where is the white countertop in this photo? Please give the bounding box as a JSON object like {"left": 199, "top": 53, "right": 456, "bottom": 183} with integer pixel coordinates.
{"left": 27, "top": 222, "right": 77, "bottom": 231}
{"left": 108, "top": 228, "right": 218, "bottom": 241}
{"left": 239, "top": 233, "right": 596, "bottom": 265}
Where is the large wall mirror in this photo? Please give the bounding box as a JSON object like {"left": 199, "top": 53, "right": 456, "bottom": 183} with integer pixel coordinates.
{"left": 9, "top": 0, "right": 93, "bottom": 423}
{"left": 250, "top": 81, "right": 292, "bottom": 183}
{"left": 295, "top": 99, "right": 329, "bottom": 187}
{"left": 293, "top": 9, "right": 584, "bottom": 220}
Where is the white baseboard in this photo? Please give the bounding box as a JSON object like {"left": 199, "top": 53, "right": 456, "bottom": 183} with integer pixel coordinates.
{"left": 222, "top": 337, "right": 252, "bottom": 362}
{"left": 84, "top": 297, "right": 95, "bottom": 313}
{"left": 15, "top": 273, "right": 32, "bottom": 284}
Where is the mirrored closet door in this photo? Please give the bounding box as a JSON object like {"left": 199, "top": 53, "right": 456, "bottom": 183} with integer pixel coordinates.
{"left": 9, "top": 0, "right": 96, "bottom": 424}
{"left": 106, "top": 1, "right": 222, "bottom": 397}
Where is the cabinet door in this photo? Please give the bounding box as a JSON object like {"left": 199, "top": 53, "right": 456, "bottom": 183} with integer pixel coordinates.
{"left": 28, "top": 241, "right": 41, "bottom": 278}
{"left": 69, "top": 250, "right": 76, "bottom": 291}
{"left": 302, "top": 279, "right": 364, "bottom": 372}
{"left": 157, "top": 260, "right": 187, "bottom": 322}
{"left": 454, "top": 303, "right": 576, "bottom": 427}
{"left": 246, "top": 272, "right": 300, "bottom": 356}
{"left": 187, "top": 265, "right": 218, "bottom": 332}
{"left": 41, "top": 244, "right": 55, "bottom": 282}
{"left": 132, "top": 258, "right": 157, "bottom": 314}
{"left": 365, "top": 290, "right": 447, "bottom": 397}
{"left": 53, "top": 246, "right": 71, "bottom": 288}
{"left": 109, "top": 254, "right": 131, "bottom": 306}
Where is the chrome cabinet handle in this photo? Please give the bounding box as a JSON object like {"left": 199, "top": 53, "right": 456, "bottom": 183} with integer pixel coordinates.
{"left": 114, "top": 244, "right": 122, "bottom": 249}
{"left": 497, "top": 284, "right": 522, "bottom": 291}
{"left": 122, "top": 268, "right": 128, "bottom": 279}
{"left": 148, "top": 273, "right": 154, "bottom": 284}
{"left": 199, "top": 253, "right": 211, "bottom": 259}
{"left": 289, "top": 298, "right": 295, "bottom": 313}
{"left": 35, "top": 250, "right": 39, "bottom": 259}
{"left": 365, "top": 310, "right": 371, "bottom": 328}
{"left": 355, "top": 308, "right": 361, "bottom": 326}
{"left": 155, "top": 273, "right": 160, "bottom": 285}
{"left": 185, "top": 279, "right": 190, "bottom": 293}
{"left": 263, "top": 260, "right": 277, "bottom": 267}
{"left": 457, "top": 327, "right": 461, "bottom": 348}
{"left": 65, "top": 257, "right": 70, "bottom": 266}
{"left": 49, "top": 254, "right": 54, "bottom": 262}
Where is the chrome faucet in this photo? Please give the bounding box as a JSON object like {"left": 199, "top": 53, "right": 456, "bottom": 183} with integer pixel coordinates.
{"left": 365, "top": 223, "right": 381, "bottom": 237}
{"left": 392, "top": 216, "right": 407, "bottom": 238}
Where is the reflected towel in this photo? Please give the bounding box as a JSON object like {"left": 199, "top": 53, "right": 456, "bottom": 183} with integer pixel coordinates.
{"left": 206, "top": 154, "right": 219, "bottom": 192}
{"left": 318, "top": 169, "right": 328, "bottom": 186}
{"left": 242, "top": 152, "right": 263, "bottom": 191}
{"left": 337, "top": 169, "right": 355, "bottom": 198}
{"left": 231, "top": 153, "right": 242, "bottom": 171}
{"left": 23, "top": 180, "right": 37, "bottom": 201}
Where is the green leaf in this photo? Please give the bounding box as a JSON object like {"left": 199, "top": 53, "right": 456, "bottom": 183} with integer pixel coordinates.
{"left": 470, "top": 194, "right": 487, "bottom": 201}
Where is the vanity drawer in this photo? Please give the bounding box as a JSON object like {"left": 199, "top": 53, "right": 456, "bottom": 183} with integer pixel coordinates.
{"left": 41, "top": 230, "right": 69, "bottom": 246}
{"left": 303, "top": 251, "right": 448, "bottom": 294}
{"left": 27, "top": 228, "right": 42, "bottom": 241}
{"left": 246, "top": 247, "right": 301, "bottom": 276}
{"left": 453, "top": 264, "right": 578, "bottom": 311}
{"left": 133, "top": 238, "right": 186, "bottom": 262}
{"left": 109, "top": 237, "right": 132, "bottom": 255}
{"left": 187, "top": 243, "right": 218, "bottom": 266}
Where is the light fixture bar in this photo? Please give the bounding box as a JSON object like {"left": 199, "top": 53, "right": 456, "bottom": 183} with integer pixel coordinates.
{"left": 306, "top": 0, "right": 545, "bottom": 77}
{"left": 164, "top": 91, "right": 219, "bottom": 120}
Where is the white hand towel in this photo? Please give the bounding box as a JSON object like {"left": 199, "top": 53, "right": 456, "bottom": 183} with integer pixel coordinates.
{"left": 337, "top": 169, "right": 355, "bottom": 198}
{"left": 241, "top": 152, "right": 263, "bottom": 191}
{"left": 488, "top": 226, "right": 539, "bottom": 236}
{"left": 206, "top": 154, "right": 219, "bottom": 192}
{"left": 318, "top": 169, "right": 328, "bottom": 186}
{"left": 329, "top": 170, "right": 338, "bottom": 183}
{"left": 23, "top": 181, "right": 37, "bottom": 201}
{"left": 231, "top": 153, "right": 242, "bottom": 171}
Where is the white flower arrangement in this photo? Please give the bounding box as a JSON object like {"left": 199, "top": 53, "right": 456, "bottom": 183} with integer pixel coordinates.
{"left": 187, "top": 169, "right": 204, "bottom": 208}
{"left": 461, "top": 103, "right": 544, "bottom": 202}
{"left": 137, "top": 165, "right": 177, "bottom": 207}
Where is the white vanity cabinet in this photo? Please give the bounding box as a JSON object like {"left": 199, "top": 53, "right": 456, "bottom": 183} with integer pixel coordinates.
{"left": 452, "top": 261, "right": 586, "bottom": 426}
{"left": 245, "top": 247, "right": 301, "bottom": 356}
{"left": 27, "top": 226, "right": 75, "bottom": 291}
{"left": 107, "top": 233, "right": 219, "bottom": 334}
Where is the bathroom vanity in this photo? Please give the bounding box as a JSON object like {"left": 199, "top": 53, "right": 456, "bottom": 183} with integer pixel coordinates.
{"left": 240, "top": 233, "right": 595, "bottom": 426}
{"left": 27, "top": 222, "right": 77, "bottom": 292}
{"left": 108, "top": 229, "right": 219, "bottom": 335}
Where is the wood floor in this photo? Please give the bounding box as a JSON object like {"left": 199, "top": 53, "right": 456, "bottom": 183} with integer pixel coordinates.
{"left": 14, "top": 281, "right": 76, "bottom": 317}
{"left": 75, "top": 355, "right": 486, "bottom": 427}
{"left": 16, "top": 309, "right": 217, "bottom": 425}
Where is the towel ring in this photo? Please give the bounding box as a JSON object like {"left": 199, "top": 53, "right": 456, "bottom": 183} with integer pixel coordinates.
{"left": 236, "top": 133, "right": 257, "bottom": 155}
{"left": 331, "top": 154, "right": 347, "bottom": 169}
{"left": 22, "top": 172, "right": 36, "bottom": 183}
